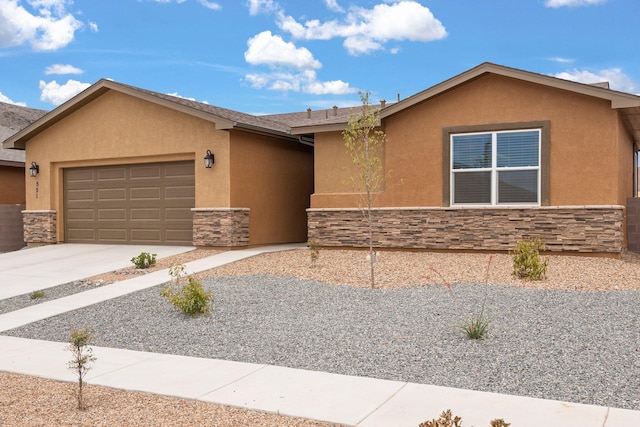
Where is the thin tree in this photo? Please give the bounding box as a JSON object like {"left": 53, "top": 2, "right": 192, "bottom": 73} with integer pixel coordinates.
{"left": 343, "top": 91, "right": 387, "bottom": 289}
{"left": 67, "top": 328, "right": 97, "bottom": 410}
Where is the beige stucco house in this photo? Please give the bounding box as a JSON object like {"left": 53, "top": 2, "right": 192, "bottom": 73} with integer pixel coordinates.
{"left": 289, "top": 63, "right": 640, "bottom": 254}
{"left": 3, "top": 81, "right": 314, "bottom": 247}
{"left": 5, "top": 62, "right": 640, "bottom": 253}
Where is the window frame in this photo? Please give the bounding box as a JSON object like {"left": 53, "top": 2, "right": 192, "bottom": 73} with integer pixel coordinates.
{"left": 442, "top": 121, "right": 550, "bottom": 207}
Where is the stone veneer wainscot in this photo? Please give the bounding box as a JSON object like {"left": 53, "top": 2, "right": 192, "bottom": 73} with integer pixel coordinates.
{"left": 22, "top": 210, "right": 57, "bottom": 245}
{"left": 192, "top": 208, "right": 250, "bottom": 247}
{"left": 307, "top": 206, "right": 624, "bottom": 253}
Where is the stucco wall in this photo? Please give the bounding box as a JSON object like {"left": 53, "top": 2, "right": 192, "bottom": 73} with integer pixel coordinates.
{"left": 0, "top": 166, "right": 25, "bottom": 204}
{"left": 24, "top": 91, "right": 230, "bottom": 243}
{"left": 230, "top": 131, "right": 313, "bottom": 245}
{"left": 311, "top": 73, "right": 629, "bottom": 209}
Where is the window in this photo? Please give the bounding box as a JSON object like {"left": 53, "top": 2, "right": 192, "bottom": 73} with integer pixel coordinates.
{"left": 451, "top": 129, "right": 540, "bottom": 205}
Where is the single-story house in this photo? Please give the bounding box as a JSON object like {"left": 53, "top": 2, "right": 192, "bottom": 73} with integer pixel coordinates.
{"left": 2, "top": 81, "right": 313, "bottom": 247}
{"left": 4, "top": 63, "right": 640, "bottom": 253}
{"left": 0, "top": 103, "right": 47, "bottom": 252}
{"left": 288, "top": 63, "right": 640, "bottom": 254}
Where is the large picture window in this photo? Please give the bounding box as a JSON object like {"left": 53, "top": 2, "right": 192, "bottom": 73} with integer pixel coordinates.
{"left": 451, "top": 129, "right": 541, "bottom": 205}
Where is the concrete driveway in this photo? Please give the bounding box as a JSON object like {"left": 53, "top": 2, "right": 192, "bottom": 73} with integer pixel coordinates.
{"left": 0, "top": 244, "right": 195, "bottom": 299}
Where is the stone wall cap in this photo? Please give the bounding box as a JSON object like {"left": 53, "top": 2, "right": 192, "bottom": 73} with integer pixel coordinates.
{"left": 191, "top": 208, "right": 250, "bottom": 212}
{"left": 307, "top": 205, "right": 625, "bottom": 212}
{"left": 22, "top": 210, "right": 56, "bottom": 213}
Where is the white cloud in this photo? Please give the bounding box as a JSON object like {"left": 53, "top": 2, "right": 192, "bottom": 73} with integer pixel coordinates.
{"left": 245, "top": 30, "right": 321, "bottom": 70}
{"left": 39, "top": 79, "right": 90, "bottom": 105}
{"left": 277, "top": 1, "right": 447, "bottom": 56}
{"left": 0, "top": 91, "right": 26, "bottom": 106}
{"left": 44, "top": 63, "right": 83, "bottom": 75}
{"left": 553, "top": 68, "right": 638, "bottom": 94}
{"left": 197, "top": 0, "right": 220, "bottom": 10}
{"left": 548, "top": 56, "right": 574, "bottom": 64}
{"left": 324, "top": 0, "right": 344, "bottom": 13}
{"left": 246, "top": 0, "right": 279, "bottom": 16}
{"left": 88, "top": 21, "right": 98, "bottom": 32}
{"left": 244, "top": 69, "right": 356, "bottom": 95}
{"left": 0, "top": 0, "right": 83, "bottom": 51}
{"left": 545, "top": 0, "right": 607, "bottom": 7}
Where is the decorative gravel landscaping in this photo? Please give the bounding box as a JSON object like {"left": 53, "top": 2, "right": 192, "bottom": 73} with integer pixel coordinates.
{"left": 2, "top": 248, "right": 640, "bottom": 426}
{"left": 4, "top": 272, "right": 639, "bottom": 411}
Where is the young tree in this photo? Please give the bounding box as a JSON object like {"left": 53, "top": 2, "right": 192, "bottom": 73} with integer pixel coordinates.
{"left": 67, "top": 327, "right": 97, "bottom": 410}
{"left": 343, "top": 91, "right": 387, "bottom": 289}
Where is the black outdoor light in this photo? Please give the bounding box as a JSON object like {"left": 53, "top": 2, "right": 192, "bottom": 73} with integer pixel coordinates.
{"left": 204, "top": 150, "right": 215, "bottom": 168}
{"left": 29, "top": 161, "right": 39, "bottom": 177}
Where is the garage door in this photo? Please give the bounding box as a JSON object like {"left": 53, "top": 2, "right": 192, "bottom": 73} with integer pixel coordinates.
{"left": 64, "top": 161, "right": 195, "bottom": 245}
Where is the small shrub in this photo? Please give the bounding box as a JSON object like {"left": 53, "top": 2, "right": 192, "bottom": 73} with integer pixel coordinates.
{"left": 29, "top": 290, "right": 46, "bottom": 300}
{"left": 429, "top": 255, "right": 493, "bottom": 340}
{"left": 307, "top": 240, "right": 320, "bottom": 266}
{"left": 512, "top": 239, "right": 548, "bottom": 280}
{"left": 130, "top": 252, "right": 157, "bottom": 269}
{"left": 460, "top": 307, "right": 491, "bottom": 340}
{"left": 67, "top": 328, "right": 97, "bottom": 410}
{"left": 419, "top": 409, "right": 462, "bottom": 427}
{"left": 419, "top": 410, "right": 510, "bottom": 427}
{"left": 160, "top": 264, "right": 212, "bottom": 317}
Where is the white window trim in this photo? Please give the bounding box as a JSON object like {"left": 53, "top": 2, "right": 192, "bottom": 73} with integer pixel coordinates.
{"left": 450, "top": 129, "right": 541, "bottom": 206}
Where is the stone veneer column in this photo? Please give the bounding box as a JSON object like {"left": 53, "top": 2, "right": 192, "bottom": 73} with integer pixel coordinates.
{"left": 307, "top": 206, "right": 624, "bottom": 254}
{"left": 22, "top": 210, "right": 57, "bottom": 245}
{"left": 192, "top": 208, "right": 250, "bottom": 247}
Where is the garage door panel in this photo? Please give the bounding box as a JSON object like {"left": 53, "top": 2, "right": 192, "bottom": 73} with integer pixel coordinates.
{"left": 165, "top": 162, "right": 196, "bottom": 177}
{"left": 165, "top": 186, "right": 195, "bottom": 199}
{"left": 130, "top": 165, "right": 161, "bottom": 179}
{"left": 67, "top": 209, "right": 95, "bottom": 220}
{"left": 67, "top": 228, "right": 96, "bottom": 241}
{"left": 131, "top": 208, "right": 161, "bottom": 220}
{"left": 98, "top": 209, "right": 126, "bottom": 220}
{"left": 98, "top": 229, "right": 127, "bottom": 242}
{"left": 131, "top": 229, "right": 162, "bottom": 242}
{"left": 130, "top": 187, "right": 161, "bottom": 200}
{"left": 66, "top": 189, "right": 95, "bottom": 202}
{"left": 98, "top": 168, "right": 127, "bottom": 181}
{"left": 98, "top": 188, "right": 127, "bottom": 201}
{"left": 64, "top": 161, "right": 194, "bottom": 245}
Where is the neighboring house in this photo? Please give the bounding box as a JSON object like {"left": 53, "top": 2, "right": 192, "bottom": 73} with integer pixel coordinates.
{"left": 3, "top": 81, "right": 313, "bottom": 247}
{"left": 289, "top": 63, "right": 640, "bottom": 254}
{"left": 0, "top": 102, "right": 47, "bottom": 252}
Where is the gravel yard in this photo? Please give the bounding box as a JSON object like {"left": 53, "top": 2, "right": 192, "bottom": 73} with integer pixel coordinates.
{"left": 2, "top": 248, "right": 640, "bottom": 426}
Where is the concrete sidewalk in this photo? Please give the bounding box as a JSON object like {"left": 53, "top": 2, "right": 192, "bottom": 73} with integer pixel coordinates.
{"left": 0, "top": 244, "right": 639, "bottom": 426}
{"left": 1, "top": 335, "right": 638, "bottom": 427}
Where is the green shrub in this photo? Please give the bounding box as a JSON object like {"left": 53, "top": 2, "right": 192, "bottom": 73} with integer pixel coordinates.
{"left": 512, "top": 239, "right": 548, "bottom": 280}
{"left": 160, "top": 264, "right": 212, "bottom": 317}
{"left": 419, "top": 409, "right": 510, "bottom": 427}
{"left": 130, "top": 252, "right": 157, "bottom": 269}
{"left": 460, "top": 307, "right": 491, "bottom": 340}
{"left": 29, "top": 290, "right": 46, "bottom": 300}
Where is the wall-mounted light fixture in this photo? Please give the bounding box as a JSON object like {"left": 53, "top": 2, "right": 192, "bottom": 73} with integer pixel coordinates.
{"left": 29, "top": 162, "right": 39, "bottom": 177}
{"left": 204, "top": 150, "right": 215, "bottom": 168}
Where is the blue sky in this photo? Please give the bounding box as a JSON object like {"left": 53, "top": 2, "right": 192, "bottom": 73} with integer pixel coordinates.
{"left": 0, "top": 0, "right": 638, "bottom": 114}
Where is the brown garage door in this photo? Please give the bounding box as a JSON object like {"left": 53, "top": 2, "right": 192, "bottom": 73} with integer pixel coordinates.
{"left": 64, "top": 161, "right": 195, "bottom": 245}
